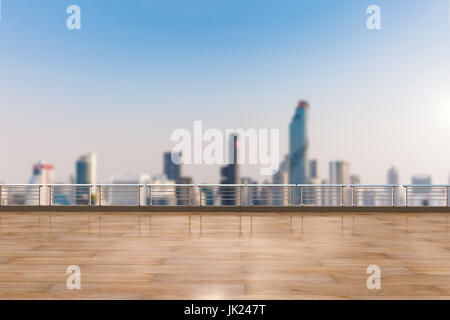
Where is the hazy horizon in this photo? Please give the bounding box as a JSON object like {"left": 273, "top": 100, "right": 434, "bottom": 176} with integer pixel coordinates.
{"left": 1, "top": 0, "right": 449, "bottom": 184}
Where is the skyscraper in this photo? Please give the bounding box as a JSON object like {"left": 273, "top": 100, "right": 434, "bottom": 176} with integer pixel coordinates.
{"left": 309, "top": 159, "right": 318, "bottom": 181}
{"left": 110, "top": 174, "right": 151, "bottom": 206}
{"left": 412, "top": 175, "right": 432, "bottom": 206}
{"left": 163, "top": 151, "right": 182, "bottom": 183}
{"left": 75, "top": 153, "right": 97, "bottom": 205}
{"left": 329, "top": 161, "right": 350, "bottom": 184}
{"left": 150, "top": 174, "right": 176, "bottom": 206}
{"left": 27, "top": 162, "right": 54, "bottom": 205}
{"left": 387, "top": 167, "right": 403, "bottom": 206}
{"left": 76, "top": 153, "right": 97, "bottom": 185}
{"left": 289, "top": 101, "right": 309, "bottom": 185}
{"left": 178, "top": 176, "right": 195, "bottom": 205}
{"left": 220, "top": 133, "right": 240, "bottom": 205}
{"left": 29, "top": 162, "right": 54, "bottom": 185}
{"left": 272, "top": 170, "right": 288, "bottom": 206}
{"left": 387, "top": 166, "right": 399, "bottom": 185}
{"left": 220, "top": 134, "right": 239, "bottom": 185}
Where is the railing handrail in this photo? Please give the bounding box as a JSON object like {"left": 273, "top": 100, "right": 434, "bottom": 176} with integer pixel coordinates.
{"left": 350, "top": 184, "right": 398, "bottom": 187}
{"left": 147, "top": 184, "right": 198, "bottom": 187}
{"left": 298, "top": 184, "right": 348, "bottom": 187}
{"left": 0, "top": 184, "right": 44, "bottom": 186}
{"left": 246, "top": 184, "right": 296, "bottom": 187}
{"left": 47, "top": 184, "right": 94, "bottom": 187}
{"left": 404, "top": 185, "right": 449, "bottom": 187}
{"left": 1, "top": 184, "right": 449, "bottom": 188}
{"left": 97, "top": 184, "right": 146, "bottom": 187}
{"left": 194, "top": 184, "right": 246, "bottom": 187}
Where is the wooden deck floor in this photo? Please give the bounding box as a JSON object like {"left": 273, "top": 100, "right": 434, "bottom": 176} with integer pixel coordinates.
{"left": 0, "top": 212, "right": 449, "bottom": 299}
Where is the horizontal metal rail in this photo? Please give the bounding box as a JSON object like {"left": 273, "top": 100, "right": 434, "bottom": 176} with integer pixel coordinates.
{"left": 0, "top": 184, "right": 448, "bottom": 208}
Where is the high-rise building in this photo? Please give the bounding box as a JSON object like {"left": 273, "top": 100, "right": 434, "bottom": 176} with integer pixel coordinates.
{"left": 220, "top": 134, "right": 240, "bottom": 205}
{"left": 29, "top": 162, "right": 54, "bottom": 185}
{"left": 150, "top": 174, "right": 176, "bottom": 206}
{"left": 273, "top": 170, "right": 288, "bottom": 185}
{"left": 305, "top": 159, "right": 321, "bottom": 205}
{"left": 411, "top": 175, "right": 432, "bottom": 206}
{"left": 76, "top": 153, "right": 97, "bottom": 185}
{"left": 240, "top": 177, "right": 253, "bottom": 185}
{"left": 25, "top": 162, "right": 54, "bottom": 205}
{"left": 320, "top": 179, "right": 330, "bottom": 206}
{"left": 387, "top": 166, "right": 399, "bottom": 185}
{"left": 329, "top": 161, "right": 350, "bottom": 184}
{"left": 201, "top": 186, "right": 215, "bottom": 206}
{"left": 309, "top": 159, "right": 318, "bottom": 181}
{"left": 220, "top": 134, "right": 239, "bottom": 185}
{"left": 178, "top": 176, "right": 195, "bottom": 205}
{"left": 289, "top": 101, "right": 309, "bottom": 185}
{"left": 386, "top": 166, "right": 402, "bottom": 206}
{"left": 163, "top": 151, "right": 182, "bottom": 183}
{"left": 278, "top": 155, "right": 289, "bottom": 177}
{"left": 75, "top": 153, "right": 97, "bottom": 205}
{"left": 272, "top": 170, "right": 288, "bottom": 205}
{"left": 108, "top": 174, "right": 151, "bottom": 206}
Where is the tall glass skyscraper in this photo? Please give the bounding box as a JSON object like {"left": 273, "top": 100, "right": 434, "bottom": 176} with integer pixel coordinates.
{"left": 76, "top": 153, "right": 97, "bottom": 185}
{"left": 289, "top": 101, "right": 309, "bottom": 184}
{"left": 163, "top": 151, "right": 182, "bottom": 183}
{"left": 75, "top": 153, "right": 97, "bottom": 205}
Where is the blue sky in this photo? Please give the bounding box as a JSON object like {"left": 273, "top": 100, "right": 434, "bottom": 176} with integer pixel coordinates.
{"left": 0, "top": 0, "right": 449, "bottom": 184}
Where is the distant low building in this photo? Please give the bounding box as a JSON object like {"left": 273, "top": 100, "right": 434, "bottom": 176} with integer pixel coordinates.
{"left": 309, "top": 159, "right": 318, "bottom": 181}
{"left": 350, "top": 175, "right": 360, "bottom": 185}
{"left": 150, "top": 174, "right": 176, "bottom": 206}
{"left": 411, "top": 175, "right": 432, "bottom": 206}
{"left": 178, "top": 177, "right": 195, "bottom": 205}
{"left": 108, "top": 174, "right": 151, "bottom": 206}
{"left": 329, "top": 161, "right": 350, "bottom": 184}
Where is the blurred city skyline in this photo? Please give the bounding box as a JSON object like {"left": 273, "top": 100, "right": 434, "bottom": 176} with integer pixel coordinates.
{"left": 0, "top": 0, "right": 449, "bottom": 184}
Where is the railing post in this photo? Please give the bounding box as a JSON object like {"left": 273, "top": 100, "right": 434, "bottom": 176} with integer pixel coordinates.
{"left": 341, "top": 186, "right": 344, "bottom": 207}
{"left": 99, "top": 186, "right": 102, "bottom": 206}
{"left": 405, "top": 186, "right": 408, "bottom": 207}
{"left": 49, "top": 186, "right": 53, "bottom": 206}
{"left": 352, "top": 186, "right": 355, "bottom": 207}
{"left": 250, "top": 186, "right": 253, "bottom": 206}
{"left": 391, "top": 186, "right": 395, "bottom": 207}
{"left": 88, "top": 186, "right": 92, "bottom": 206}
{"left": 239, "top": 186, "right": 243, "bottom": 207}
{"left": 148, "top": 185, "right": 152, "bottom": 206}
{"left": 138, "top": 185, "right": 142, "bottom": 207}
{"left": 188, "top": 186, "right": 192, "bottom": 207}
{"left": 287, "top": 186, "right": 291, "bottom": 206}
{"left": 199, "top": 186, "right": 203, "bottom": 207}
{"left": 300, "top": 185, "right": 304, "bottom": 207}
{"left": 288, "top": 186, "right": 292, "bottom": 207}
{"left": 446, "top": 186, "right": 448, "bottom": 208}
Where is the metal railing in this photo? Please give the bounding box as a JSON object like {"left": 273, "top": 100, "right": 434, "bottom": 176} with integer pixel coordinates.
{"left": 404, "top": 185, "right": 449, "bottom": 207}
{"left": 0, "top": 184, "right": 448, "bottom": 208}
